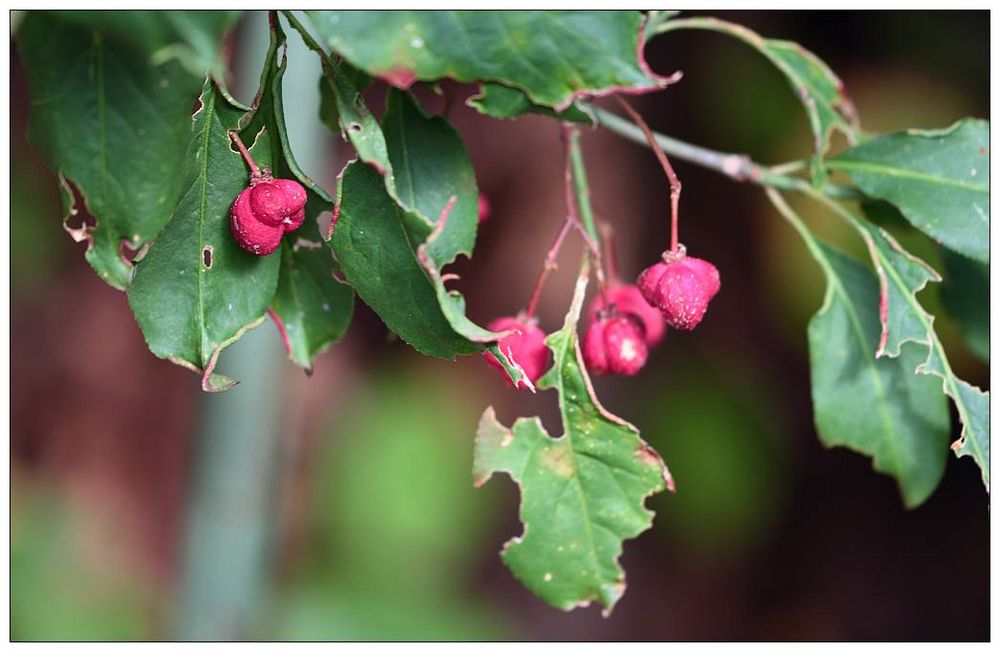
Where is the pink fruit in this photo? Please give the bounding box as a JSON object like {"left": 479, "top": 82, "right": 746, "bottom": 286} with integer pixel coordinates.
{"left": 483, "top": 315, "right": 550, "bottom": 390}
{"left": 587, "top": 283, "right": 665, "bottom": 346}
{"left": 637, "top": 253, "right": 720, "bottom": 331}
{"left": 583, "top": 315, "right": 648, "bottom": 376}
{"left": 229, "top": 177, "right": 308, "bottom": 256}
{"left": 230, "top": 187, "right": 283, "bottom": 255}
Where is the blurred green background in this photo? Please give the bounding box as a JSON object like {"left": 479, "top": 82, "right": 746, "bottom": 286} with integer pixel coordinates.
{"left": 11, "top": 11, "right": 988, "bottom": 641}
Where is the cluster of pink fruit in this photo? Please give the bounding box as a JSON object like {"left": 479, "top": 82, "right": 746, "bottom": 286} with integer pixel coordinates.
{"left": 224, "top": 131, "right": 720, "bottom": 390}
{"left": 484, "top": 248, "right": 720, "bottom": 389}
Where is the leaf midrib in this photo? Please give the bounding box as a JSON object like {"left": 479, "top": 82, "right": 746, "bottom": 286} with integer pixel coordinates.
{"left": 195, "top": 90, "right": 216, "bottom": 365}
{"left": 95, "top": 34, "right": 109, "bottom": 222}
{"left": 829, "top": 159, "right": 988, "bottom": 193}
{"left": 550, "top": 334, "right": 615, "bottom": 600}
{"left": 823, "top": 270, "right": 905, "bottom": 485}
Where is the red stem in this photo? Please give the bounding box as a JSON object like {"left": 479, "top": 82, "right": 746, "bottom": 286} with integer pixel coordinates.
{"left": 614, "top": 96, "right": 682, "bottom": 253}
{"left": 525, "top": 217, "right": 574, "bottom": 318}
{"left": 524, "top": 124, "right": 611, "bottom": 318}
{"left": 229, "top": 131, "right": 260, "bottom": 178}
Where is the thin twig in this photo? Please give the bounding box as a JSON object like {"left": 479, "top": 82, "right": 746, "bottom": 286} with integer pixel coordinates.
{"left": 585, "top": 104, "right": 863, "bottom": 201}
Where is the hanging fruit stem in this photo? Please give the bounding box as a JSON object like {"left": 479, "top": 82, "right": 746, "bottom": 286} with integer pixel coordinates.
{"left": 614, "top": 96, "right": 682, "bottom": 253}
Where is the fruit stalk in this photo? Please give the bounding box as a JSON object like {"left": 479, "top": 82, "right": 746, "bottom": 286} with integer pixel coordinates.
{"left": 614, "top": 96, "right": 682, "bottom": 253}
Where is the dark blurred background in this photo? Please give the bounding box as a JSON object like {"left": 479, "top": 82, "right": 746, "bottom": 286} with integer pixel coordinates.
{"left": 10, "top": 10, "right": 989, "bottom": 641}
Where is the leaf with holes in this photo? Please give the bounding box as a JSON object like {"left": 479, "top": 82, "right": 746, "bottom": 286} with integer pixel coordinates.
{"left": 127, "top": 81, "right": 280, "bottom": 391}
{"left": 474, "top": 273, "right": 672, "bottom": 614}
{"left": 829, "top": 119, "right": 989, "bottom": 264}
{"left": 766, "top": 189, "right": 950, "bottom": 507}
{"left": 304, "top": 11, "right": 673, "bottom": 112}
{"left": 246, "top": 12, "right": 354, "bottom": 369}
{"left": 656, "top": 17, "right": 859, "bottom": 183}
{"left": 19, "top": 12, "right": 208, "bottom": 290}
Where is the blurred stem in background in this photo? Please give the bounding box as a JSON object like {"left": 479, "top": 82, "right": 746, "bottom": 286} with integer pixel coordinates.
{"left": 171, "top": 12, "right": 332, "bottom": 640}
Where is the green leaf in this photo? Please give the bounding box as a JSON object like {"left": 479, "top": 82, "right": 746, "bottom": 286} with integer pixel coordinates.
{"left": 921, "top": 346, "right": 990, "bottom": 489}
{"left": 284, "top": 14, "right": 393, "bottom": 177}
{"left": 127, "top": 81, "right": 280, "bottom": 391}
{"left": 246, "top": 13, "right": 354, "bottom": 369}
{"left": 854, "top": 218, "right": 989, "bottom": 490}
{"left": 304, "top": 11, "right": 672, "bottom": 111}
{"left": 829, "top": 119, "right": 989, "bottom": 264}
{"left": 48, "top": 10, "right": 240, "bottom": 78}
{"left": 380, "top": 91, "right": 533, "bottom": 381}
{"left": 474, "top": 273, "right": 672, "bottom": 614}
{"left": 271, "top": 243, "right": 353, "bottom": 370}
{"left": 467, "top": 82, "right": 595, "bottom": 124}
{"left": 767, "top": 189, "right": 949, "bottom": 507}
{"left": 383, "top": 90, "right": 477, "bottom": 266}
{"left": 940, "top": 248, "right": 988, "bottom": 363}
{"left": 332, "top": 161, "right": 478, "bottom": 359}
{"left": 804, "top": 189, "right": 990, "bottom": 491}
{"left": 655, "top": 17, "right": 859, "bottom": 183}
{"left": 287, "top": 13, "right": 531, "bottom": 384}
{"left": 18, "top": 12, "right": 206, "bottom": 289}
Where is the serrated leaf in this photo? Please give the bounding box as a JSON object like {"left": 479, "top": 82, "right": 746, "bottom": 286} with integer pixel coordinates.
{"left": 246, "top": 13, "right": 354, "bottom": 369}
{"left": 920, "top": 347, "right": 990, "bottom": 488}
{"left": 802, "top": 189, "right": 990, "bottom": 490}
{"left": 940, "top": 248, "right": 988, "bottom": 363}
{"left": 19, "top": 12, "right": 207, "bottom": 290}
{"left": 127, "top": 81, "right": 280, "bottom": 391}
{"left": 49, "top": 10, "right": 240, "bottom": 78}
{"left": 656, "top": 17, "right": 858, "bottom": 183}
{"left": 767, "top": 189, "right": 949, "bottom": 507}
{"left": 849, "top": 215, "right": 989, "bottom": 490}
{"left": 829, "top": 119, "right": 989, "bottom": 264}
{"left": 304, "top": 11, "right": 672, "bottom": 112}
{"left": 467, "top": 82, "right": 595, "bottom": 125}
{"left": 474, "top": 273, "right": 672, "bottom": 615}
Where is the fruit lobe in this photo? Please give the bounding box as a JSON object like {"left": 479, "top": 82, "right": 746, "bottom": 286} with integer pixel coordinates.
{"left": 583, "top": 315, "right": 649, "bottom": 376}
